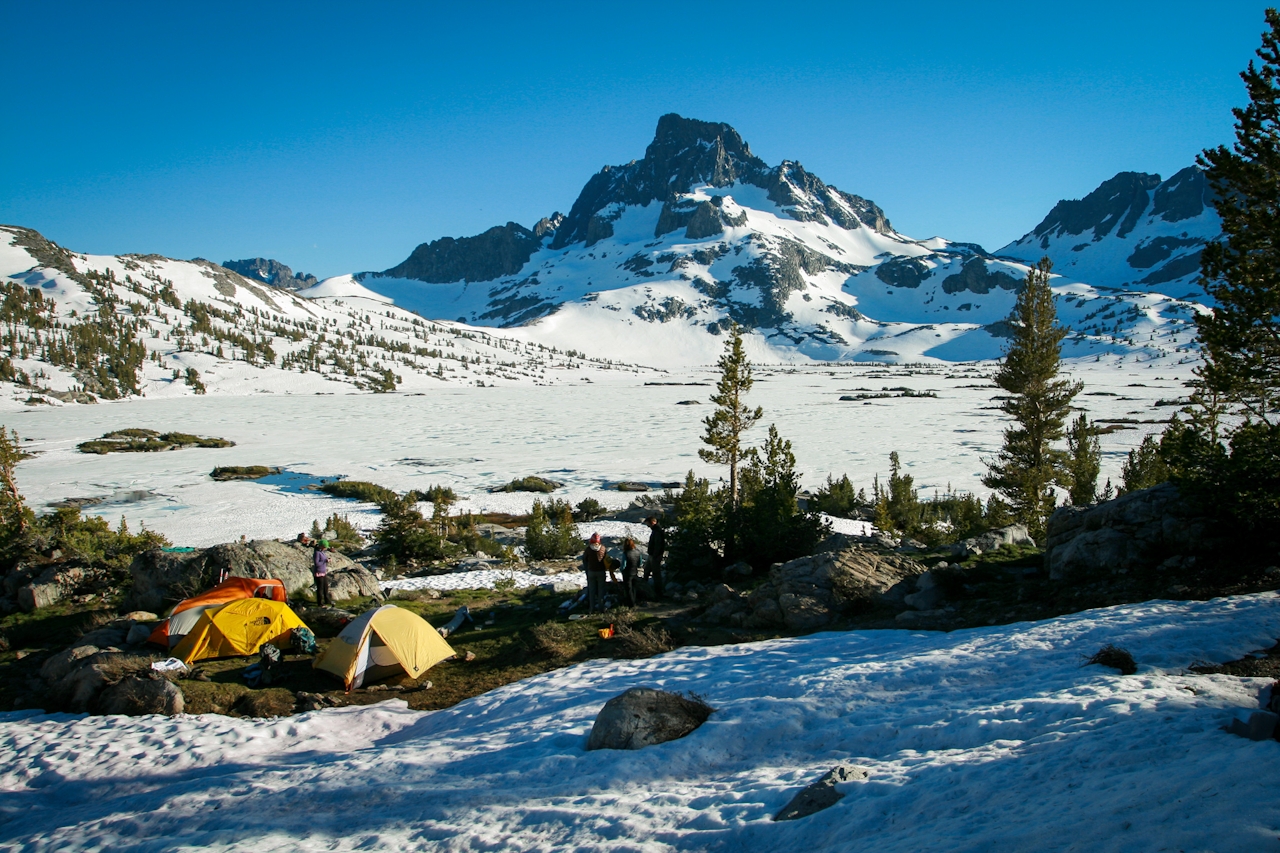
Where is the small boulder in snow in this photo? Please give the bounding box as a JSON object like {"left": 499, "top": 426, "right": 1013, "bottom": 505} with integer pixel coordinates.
{"left": 586, "top": 687, "right": 713, "bottom": 751}
{"left": 774, "top": 764, "right": 870, "bottom": 821}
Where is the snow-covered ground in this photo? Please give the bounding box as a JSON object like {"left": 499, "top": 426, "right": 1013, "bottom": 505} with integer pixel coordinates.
{"left": 2, "top": 360, "right": 1192, "bottom": 548}
{"left": 3, "top": 592, "right": 1279, "bottom": 851}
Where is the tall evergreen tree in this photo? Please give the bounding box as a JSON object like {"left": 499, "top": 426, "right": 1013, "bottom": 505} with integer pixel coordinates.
{"left": 699, "top": 324, "right": 762, "bottom": 511}
{"left": 1197, "top": 7, "right": 1280, "bottom": 423}
{"left": 1163, "top": 9, "right": 1280, "bottom": 533}
{"left": 983, "top": 258, "right": 1082, "bottom": 537}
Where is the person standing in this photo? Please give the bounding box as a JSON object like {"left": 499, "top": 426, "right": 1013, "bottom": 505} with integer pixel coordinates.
{"left": 620, "top": 537, "right": 642, "bottom": 607}
{"left": 643, "top": 515, "right": 666, "bottom": 599}
{"left": 583, "top": 533, "right": 609, "bottom": 613}
{"left": 313, "top": 539, "right": 331, "bottom": 607}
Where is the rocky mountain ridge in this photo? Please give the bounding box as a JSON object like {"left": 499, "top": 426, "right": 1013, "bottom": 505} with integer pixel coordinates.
{"left": 343, "top": 114, "right": 1205, "bottom": 366}
{"left": 222, "top": 258, "right": 319, "bottom": 292}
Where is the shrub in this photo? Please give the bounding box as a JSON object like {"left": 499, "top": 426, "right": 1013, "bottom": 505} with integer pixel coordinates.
{"left": 493, "top": 475, "right": 562, "bottom": 493}
{"left": 610, "top": 623, "right": 675, "bottom": 659}
{"left": 810, "top": 474, "right": 867, "bottom": 518}
{"left": 528, "top": 620, "right": 581, "bottom": 659}
{"left": 320, "top": 480, "right": 399, "bottom": 506}
{"left": 575, "top": 498, "right": 607, "bottom": 521}
{"left": 524, "top": 499, "right": 578, "bottom": 559}
{"left": 1085, "top": 644, "right": 1137, "bottom": 675}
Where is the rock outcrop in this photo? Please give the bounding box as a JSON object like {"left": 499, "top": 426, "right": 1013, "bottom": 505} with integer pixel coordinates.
{"left": 586, "top": 687, "right": 713, "bottom": 751}
{"left": 949, "top": 524, "right": 1036, "bottom": 559}
{"left": 1044, "top": 482, "right": 1211, "bottom": 580}
{"left": 125, "top": 540, "right": 379, "bottom": 612}
{"left": 221, "top": 258, "right": 318, "bottom": 291}
{"left": 699, "top": 539, "right": 927, "bottom": 630}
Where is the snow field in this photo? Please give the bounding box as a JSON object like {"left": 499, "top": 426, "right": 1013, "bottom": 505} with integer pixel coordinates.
{"left": 2, "top": 361, "right": 1191, "bottom": 548}
{"left": 2, "top": 593, "right": 1280, "bottom": 851}
{"left": 382, "top": 569, "right": 584, "bottom": 593}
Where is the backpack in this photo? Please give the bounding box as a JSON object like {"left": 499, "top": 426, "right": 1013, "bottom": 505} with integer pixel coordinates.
{"left": 244, "top": 643, "right": 284, "bottom": 688}
{"left": 292, "top": 626, "right": 317, "bottom": 655}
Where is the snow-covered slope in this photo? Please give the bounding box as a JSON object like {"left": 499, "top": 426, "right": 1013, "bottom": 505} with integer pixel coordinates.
{"left": 1000, "top": 167, "right": 1219, "bottom": 303}
{"left": 2, "top": 592, "right": 1278, "bottom": 851}
{"left": 0, "top": 225, "right": 660, "bottom": 405}
{"left": 353, "top": 115, "right": 1207, "bottom": 367}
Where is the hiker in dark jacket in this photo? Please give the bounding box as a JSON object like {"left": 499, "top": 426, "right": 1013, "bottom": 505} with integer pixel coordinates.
{"left": 583, "top": 532, "right": 609, "bottom": 613}
{"left": 644, "top": 516, "right": 666, "bottom": 599}
{"left": 620, "top": 537, "right": 642, "bottom": 607}
{"left": 313, "top": 540, "right": 331, "bottom": 606}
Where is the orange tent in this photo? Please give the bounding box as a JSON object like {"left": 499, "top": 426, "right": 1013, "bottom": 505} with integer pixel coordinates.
{"left": 149, "top": 577, "right": 288, "bottom": 648}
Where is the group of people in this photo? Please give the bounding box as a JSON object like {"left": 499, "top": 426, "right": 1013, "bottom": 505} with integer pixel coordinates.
{"left": 297, "top": 532, "right": 333, "bottom": 607}
{"left": 582, "top": 515, "right": 666, "bottom": 613}
{"left": 298, "top": 514, "right": 669, "bottom": 614}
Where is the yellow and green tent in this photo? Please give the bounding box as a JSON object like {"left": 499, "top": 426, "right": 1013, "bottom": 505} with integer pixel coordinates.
{"left": 314, "top": 604, "right": 455, "bottom": 690}
{"left": 172, "top": 597, "right": 309, "bottom": 664}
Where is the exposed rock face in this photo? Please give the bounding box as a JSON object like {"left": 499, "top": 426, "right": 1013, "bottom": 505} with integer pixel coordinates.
{"left": 1044, "top": 483, "right": 1211, "bottom": 581}
{"left": 221, "top": 258, "right": 318, "bottom": 291}
{"left": 700, "top": 539, "right": 927, "bottom": 630}
{"left": 940, "top": 257, "right": 1022, "bottom": 295}
{"left": 125, "top": 540, "right": 378, "bottom": 612}
{"left": 586, "top": 687, "right": 713, "bottom": 751}
{"left": 384, "top": 221, "right": 550, "bottom": 283}
{"left": 1029, "top": 172, "right": 1164, "bottom": 244}
{"left": 16, "top": 564, "right": 87, "bottom": 612}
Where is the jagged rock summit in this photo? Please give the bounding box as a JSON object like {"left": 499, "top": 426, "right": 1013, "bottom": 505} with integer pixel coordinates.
{"left": 222, "top": 257, "right": 318, "bottom": 291}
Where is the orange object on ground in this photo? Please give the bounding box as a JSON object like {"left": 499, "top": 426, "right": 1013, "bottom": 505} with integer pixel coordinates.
{"left": 149, "top": 577, "right": 288, "bottom": 648}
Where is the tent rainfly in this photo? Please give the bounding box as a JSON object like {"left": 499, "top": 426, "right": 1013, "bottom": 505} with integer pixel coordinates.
{"left": 314, "top": 605, "right": 456, "bottom": 691}
{"left": 150, "top": 577, "right": 288, "bottom": 648}
{"left": 172, "top": 598, "right": 309, "bottom": 664}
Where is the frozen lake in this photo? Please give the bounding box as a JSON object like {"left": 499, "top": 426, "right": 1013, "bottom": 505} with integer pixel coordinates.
{"left": 4, "top": 360, "right": 1191, "bottom": 546}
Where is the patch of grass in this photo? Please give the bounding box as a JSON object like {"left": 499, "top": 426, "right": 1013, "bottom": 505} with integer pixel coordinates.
{"left": 1084, "top": 644, "right": 1137, "bottom": 675}
{"left": 211, "top": 466, "right": 280, "bottom": 481}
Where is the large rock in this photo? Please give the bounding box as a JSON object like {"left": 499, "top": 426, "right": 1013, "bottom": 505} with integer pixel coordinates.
{"left": 96, "top": 672, "right": 185, "bottom": 716}
{"left": 40, "top": 644, "right": 101, "bottom": 683}
{"left": 703, "top": 541, "right": 927, "bottom": 631}
{"left": 949, "top": 524, "right": 1036, "bottom": 559}
{"left": 47, "top": 651, "right": 152, "bottom": 712}
{"left": 586, "top": 687, "right": 713, "bottom": 751}
{"left": 125, "top": 540, "right": 376, "bottom": 611}
{"left": 17, "top": 564, "right": 87, "bottom": 612}
{"left": 1044, "top": 483, "right": 1212, "bottom": 581}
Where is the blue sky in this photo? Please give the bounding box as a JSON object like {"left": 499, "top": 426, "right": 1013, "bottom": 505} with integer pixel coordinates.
{"left": 0, "top": 1, "right": 1267, "bottom": 278}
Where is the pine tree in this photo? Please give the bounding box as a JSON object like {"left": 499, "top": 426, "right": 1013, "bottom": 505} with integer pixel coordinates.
{"left": 699, "top": 323, "right": 762, "bottom": 511}
{"left": 982, "top": 258, "right": 1082, "bottom": 537}
{"left": 1159, "top": 10, "right": 1280, "bottom": 534}
{"left": 0, "top": 426, "right": 30, "bottom": 540}
{"left": 1065, "top": 413, "right": 1102, "bottom": 506}
{"left": 1196, "top": 7, "right": 1280, "bottom": 423}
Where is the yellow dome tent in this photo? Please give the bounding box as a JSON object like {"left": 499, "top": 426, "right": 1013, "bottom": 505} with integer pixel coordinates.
{"left": 315, "top": 604, "right": 456, "bottom": 690}
{"left": 172, "top": 598, "right": 309, "bottom": 664}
